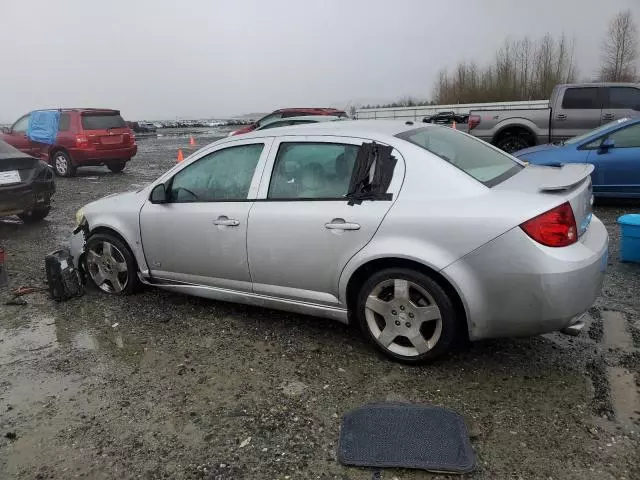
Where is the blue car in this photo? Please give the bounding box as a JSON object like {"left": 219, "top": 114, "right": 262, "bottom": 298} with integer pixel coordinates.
{"left": 514, "top": 117, "right": 640, "bottom": 198}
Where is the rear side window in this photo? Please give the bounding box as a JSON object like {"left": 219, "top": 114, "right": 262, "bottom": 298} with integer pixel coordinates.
{"left": 561, "top": 88, "right": 600, "bottom": 109}
{"left": 58, "top": 113, "right": 70, "bottom": 131}
{"left": 607, "top": 87, "right": 640, "bottom": 111}
{"left": 396, "top": 127, "right": 522, "bottom": 187}
{"left": 268, "top": 143, "right": 359, "bottom": 199}
{"left": 81, "top": 114, "right": 126, "bottom": 130}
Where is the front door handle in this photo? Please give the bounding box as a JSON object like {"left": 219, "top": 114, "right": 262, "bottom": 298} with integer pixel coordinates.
{"left": 555, "top": 114, "right": 567, "bottom": 120}
{"left": 325, "top": 218, "right": 361, "bottom": 231}
{"left": 602, "top": 113, "right": 615, "bottom": 120}
{"left": 213, "top": 216, "right": 240, "bottom": 226}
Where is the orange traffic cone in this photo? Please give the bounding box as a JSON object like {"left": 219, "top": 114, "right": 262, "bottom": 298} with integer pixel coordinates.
{"left": 452, "top": 120, "right": 457, "bottom": 130}
{"left": 177, "top": 149, "right": 184, "bottom": 163}
{"left": 189, "top": 135, "right": 196, "bottom": 146}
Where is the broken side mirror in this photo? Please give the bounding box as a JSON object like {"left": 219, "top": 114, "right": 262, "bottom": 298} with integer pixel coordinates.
{"left": 150, "top": 183, "right": 168, "bottom": 204}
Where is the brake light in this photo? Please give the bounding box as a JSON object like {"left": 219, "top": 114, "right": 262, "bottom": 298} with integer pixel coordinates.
{"left": 468, "top": 115, "right": 481, "bottom": 130}
{"left": 75, "top": 135, "right": 89, "bottom": 147}
{"left": 520, "top": 202, "right": 577, "bottom": 247}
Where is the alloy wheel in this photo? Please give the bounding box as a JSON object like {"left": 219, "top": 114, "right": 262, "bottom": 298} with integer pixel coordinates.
{"left": 364, "top": 278, "right": 443, "bottom": 357}
{"left": 86, "top": 241, "right": 129, "bottom": 293}
{"left": 55, "top": 155, "right": 68, "bottom": 175}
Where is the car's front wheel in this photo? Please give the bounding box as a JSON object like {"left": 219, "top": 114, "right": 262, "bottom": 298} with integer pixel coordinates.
{"left": 52, "top": 151, "right": 76, "bottom": 177}
{"left": 18, "top": 206, "right": 51, "bottom": 223}
{"left": 84, "top": 233, "right": 138, "bottom": 295}
{"left": 356, "top": 268, "right": 458, "bottom": 364}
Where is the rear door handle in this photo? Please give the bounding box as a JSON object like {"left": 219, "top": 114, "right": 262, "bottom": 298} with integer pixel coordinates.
{"left": 213, "top": 216, "right": 239, "bottom": 226}
{"left": 555, "top": 114, "right": 567, "bottom": 120}
{"left": 325, "top": 218, "right": 360, "bottom": 231}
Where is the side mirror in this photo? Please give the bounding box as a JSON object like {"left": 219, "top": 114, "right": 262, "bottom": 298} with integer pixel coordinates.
{"left": 150, "top": 183, "right": 168, "bottom": 204}
{"left": 1, "top": 127, "right": 9, "bottom": 134}
{"left": 598, "top": 138, "right": 615, "bottom": 153}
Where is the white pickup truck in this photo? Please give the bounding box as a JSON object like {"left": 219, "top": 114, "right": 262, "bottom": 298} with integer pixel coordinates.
{"left": 468, "top": 82, "right": 640, "bottom": 152}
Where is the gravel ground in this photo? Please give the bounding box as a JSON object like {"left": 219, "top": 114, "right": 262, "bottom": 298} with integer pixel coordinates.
{"left": 1, "top": 132, "right": 639, "bottom": 480}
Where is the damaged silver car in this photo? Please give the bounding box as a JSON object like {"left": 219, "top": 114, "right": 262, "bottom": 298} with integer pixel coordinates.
{"left": 70, "top": 120, "right": 608, "bottom": 363}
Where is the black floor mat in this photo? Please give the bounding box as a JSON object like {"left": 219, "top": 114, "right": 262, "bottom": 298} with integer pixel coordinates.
{"left": 338, "top": 403, "right": 475, "bottom": 474}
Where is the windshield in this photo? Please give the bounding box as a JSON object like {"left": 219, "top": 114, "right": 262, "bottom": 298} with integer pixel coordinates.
{"left": 396, "top": 126, "right": 523, "bottom": 187}
{"left": 564, "top": 118, "right": 630, "bottom": 145}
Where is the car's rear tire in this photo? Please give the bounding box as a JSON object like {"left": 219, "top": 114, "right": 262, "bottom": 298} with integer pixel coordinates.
{"left": 107, "top": 161, "right": 126, "bottom": 173}
{"left": 495, "top": 132, "right": 534, "bottom": 153}
{"left": 51, "top": 150, "right": 76, "bottom": 177}
{"left": 356, "top": 268, "right": 458, "bottom": 364}
{"left": 84, "top": 232, "right": 139, "bottom": 295}
{"left": 18, "top": 206, "right": 51, "bottom": 223}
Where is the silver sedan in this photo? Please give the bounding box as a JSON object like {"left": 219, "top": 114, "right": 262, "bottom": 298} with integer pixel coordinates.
{"left": 70, "top": 120, "right": 608, "bottom": 363}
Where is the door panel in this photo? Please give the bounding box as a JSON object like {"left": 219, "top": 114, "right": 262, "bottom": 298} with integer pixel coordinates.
{"left": 247, "top": 136, "right": 405, "bottom": 306}
{"left": 587, "top": 123, "right": 640, "bottom": 196}
{"left": 2, "top": 115, "right": 34, "bottom": 155}
{"left": 139, "top": 139, "right": 272, "bottom": 289}
{"left": 552, "top": 87, "right": 603, "bottom": 141}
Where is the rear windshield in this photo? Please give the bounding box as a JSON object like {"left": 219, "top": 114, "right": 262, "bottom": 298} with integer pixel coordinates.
{"left": 396, "top": 126, "right": 523, "bottom": 187}
{"left": 81, "top": 113, "right": 126, "bottom": 130}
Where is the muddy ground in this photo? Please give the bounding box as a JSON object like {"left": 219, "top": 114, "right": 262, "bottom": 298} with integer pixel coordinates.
{"left": 1, "top": 131, "right": 639, "bottom": 480}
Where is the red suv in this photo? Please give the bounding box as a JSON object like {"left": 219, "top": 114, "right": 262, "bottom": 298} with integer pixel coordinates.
{"left": 1, "top": 109, "right": 137, "bottom": 177}
{"left": 230, "top": 107, "right": 348, "bottom": 136}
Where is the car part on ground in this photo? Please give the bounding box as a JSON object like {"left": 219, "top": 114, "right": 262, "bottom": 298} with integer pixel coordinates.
{"left": 0, "top": 139, "right": 55, "bottom": 222}
{"left": 68, "top": 120, "right": 608, "bottom": 363}
{"left": 1, "top": 109, "right": 137, "bottom": 177}
{"left": 44, "top": 249, "right": 84, "bottom": 301}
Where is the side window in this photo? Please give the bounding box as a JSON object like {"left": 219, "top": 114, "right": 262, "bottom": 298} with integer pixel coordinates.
{"left": 12, "top": 115, "right": 30, "bottom": 133}
{"left": 561, "top": 88, "right": 600, "bottom": 109}
{"left": 58, "top": 113, "right": 70, "bottom": 131}
{"left": 260, "top": 120, "right": 290, "bottom": 130}
{"left": 169, "top": 143, "right": 263, "bottom": 203}
{"left": 268, "top": 142, "right": 359, "bottom": 199}
{"left": 256, "top": 113, "right": 282, "bottom": 128}
{"left": 607, "top": 87, "right": 640, "bottom": 111}
{"left": 608, "top": 124, "right": 640, "bottom": 148}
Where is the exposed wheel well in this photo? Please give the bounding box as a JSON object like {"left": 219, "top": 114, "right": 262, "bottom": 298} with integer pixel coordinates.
{"left": 345, "top": 257, "right": 468, "bottom": 339}
{"left": 493, "top": 126, "right": 537, "bottom": 146}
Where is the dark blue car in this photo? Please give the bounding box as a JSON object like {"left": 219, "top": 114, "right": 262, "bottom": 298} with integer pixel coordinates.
{"left": 514, "top": 117, "right": 640, "bottom": 198}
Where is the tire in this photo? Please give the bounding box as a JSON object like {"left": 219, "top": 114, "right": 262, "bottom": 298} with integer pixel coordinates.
{"left": 18, "top": 206, "right": 51, "bottom": 223}
{"left": 51, "top": 150, "right": 76, "bottom": 177}
{"left": 356, "top": 268, "right": 458, "bottom": 364}
{"left": 107, "top": 161, "right": 126, "bottom": 173}
{"left": 84, "top": 232, "right": 139, "bottom": 295}
{"left": 495, "top": 133, "right": 534, "bottom": 154}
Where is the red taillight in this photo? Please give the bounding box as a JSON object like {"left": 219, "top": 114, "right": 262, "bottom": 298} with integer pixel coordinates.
{"left": 468, "top": 115, "right": 481, "bottom": 130}
{"left": 75, "top": 135, "right": 89, "bottom": 147}
{"left": 520, "top": 202, "right": 577, "bottom": 247}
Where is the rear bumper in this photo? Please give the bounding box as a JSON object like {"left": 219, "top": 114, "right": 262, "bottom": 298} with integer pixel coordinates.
{"left": 443, "top": 215, "right": 608, "bottom": 340}
{"left": 69, "top": 145, "right": 137, "bottom": 164}
{"left": 0, "top": 179, "right": 55, "bottom": 216}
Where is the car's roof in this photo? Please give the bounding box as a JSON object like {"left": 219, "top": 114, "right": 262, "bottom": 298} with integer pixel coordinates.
{"left": 232, "top": 120, "right": 423, "bottom": 141}
{"left": 274, "top": 107, "right": 345, "bottom": 113}
{"left": 27, "top": 108, "right": 120, "bottom": 115}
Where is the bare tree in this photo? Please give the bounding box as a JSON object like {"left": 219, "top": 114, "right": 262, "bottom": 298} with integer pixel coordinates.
{"left": 600, "top": 10, "right": 639, "bottom": 82}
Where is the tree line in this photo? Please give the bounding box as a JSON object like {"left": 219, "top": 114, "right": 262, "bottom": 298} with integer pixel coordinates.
{"left": 360, "top": 10, "right": 638, "bottom": 109}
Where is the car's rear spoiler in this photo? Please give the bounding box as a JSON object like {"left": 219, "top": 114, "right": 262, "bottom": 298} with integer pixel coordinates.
{"left": 536, "top": 163, "right": 594, "bottom": 192}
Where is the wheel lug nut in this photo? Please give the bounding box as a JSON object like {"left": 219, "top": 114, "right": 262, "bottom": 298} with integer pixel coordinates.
{"left": 394, "top": 320, "right": 401, "bottom": 326}
{"left": 400, "top": 305, "right": 405, "bottom": 311}
{"left": 391, "top": 310, "right": 397, "bottom": 315}
{"left": 405, "top": 322, "right": 411, "bottom": 328}
{"left": 409, "top": 313, "right": 414, "bottom": 319}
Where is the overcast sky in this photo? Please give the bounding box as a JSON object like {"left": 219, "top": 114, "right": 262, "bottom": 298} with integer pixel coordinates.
{"left": 1, "top": 0, "right": 638, "bottom": 122}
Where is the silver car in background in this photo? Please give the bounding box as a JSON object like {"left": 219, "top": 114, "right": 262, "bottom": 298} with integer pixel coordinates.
{"left": 70, "top": 120, "right": 608, "bottom": 363}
